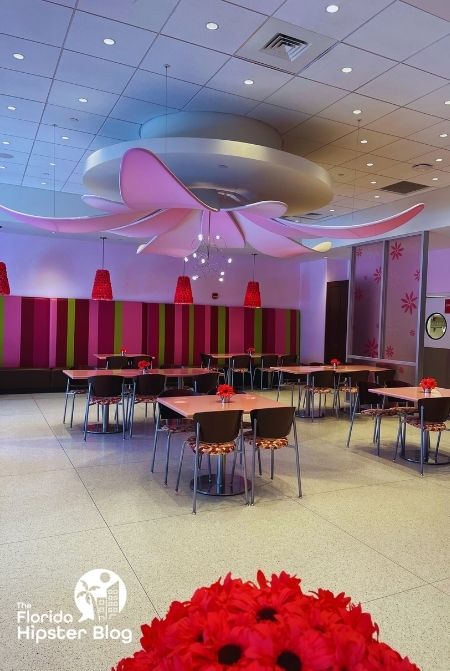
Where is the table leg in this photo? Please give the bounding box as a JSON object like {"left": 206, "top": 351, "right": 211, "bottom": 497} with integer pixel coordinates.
{"left": 191, "top": 453, "right": 250, "bottom": 496}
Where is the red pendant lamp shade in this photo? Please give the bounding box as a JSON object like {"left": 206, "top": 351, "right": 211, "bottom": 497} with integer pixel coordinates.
{"left": 92, "top": 237, "right": 113, "bottom": 300}
{"left": 0, "top": 261, "right": 10, "bottom": 295}
{"left": 244, "top": 280, "right": 261, "bottom": 308}
{"left": 174, "top": 275, "right": 193, "bottom": 304}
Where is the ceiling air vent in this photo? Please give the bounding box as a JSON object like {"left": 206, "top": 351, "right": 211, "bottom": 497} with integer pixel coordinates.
{"left": 262, "top": 33, "right": 309, "bottom": 63}
{"left": 381, "top": 180, "right": 428, "bottom": 195}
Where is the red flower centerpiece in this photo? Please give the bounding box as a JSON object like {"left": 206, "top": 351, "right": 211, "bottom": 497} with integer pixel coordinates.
{"left": 217, "top": 384, "right": 235, "bottom": 403}
{"left": 420, "top": 377, "right": 437, "bottom": 394}
{"left": 330, "top": 358, "right": 341, "bottom": 370}
{"left": 138, "top": 360, "right": 151, "bottom": 374}
{"left": 121, "top": 346, "right": 127, "bottom": 356}
{"left": 113, "top": 571, "right": 419, "bottom": 671}
{"left": 247, "top": 347, "right": 256, "bottom": 355}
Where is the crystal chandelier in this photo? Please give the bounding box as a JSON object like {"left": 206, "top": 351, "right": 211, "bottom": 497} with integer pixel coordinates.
{"left": 184, "top": 212, "right": 232, "bottom": 283}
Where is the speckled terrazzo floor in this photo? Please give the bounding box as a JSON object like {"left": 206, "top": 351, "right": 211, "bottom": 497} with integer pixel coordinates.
{"left": 1, "top": 390, "right": 449, "bottom": 671}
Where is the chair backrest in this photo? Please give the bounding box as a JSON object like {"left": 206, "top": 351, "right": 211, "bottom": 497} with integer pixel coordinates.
{"left": 89, "top": 375, "right": 124, "bottom": 397}
{"left": 157, "top": 388, "right": 197, "bottom": 420}
{"left": 309, "top": 361, "right": 324, "bottom": 366}
{"left": 280, "top": 354, "right": 298, "bottom": 366}
{"left": 385, "top": 380, "right": 413, "bottom": 406}
{"left": 129, "top": 355, "right": 153, "bottom": 368}
{"left": 194, "top": 372, "right": 220, "bottom": 393}
{"left": 106, "top": 356, "right": 129, "bottom": 369}
{"left": 375, "top": 369, "right": 395, "bottom": 385}
{"left": 357, "top": 381, "right": 381, "bottom": 406}
{"left": 230, "top": 355, "right": 251, "bottom": 369}
{"left": 250, "top": 407, "right": 295, "bottom": 438}
{"left": 260, "top": 354, "right": 279, "bottom": 368}
{"left": 193, "top": 410, "right": 242, "bottom": 443}
{"left": 347, "top": 370, "right": 370, "bottom": 385}
{"left": 134, "top": 373, "right": 166, "bottom": 395}
{"left": 418, "top": 397, "right": 450, "bottom": 423}
{"left": 310, "top": 370, "right": 335, "bottom": 387}
{"left": 200, "top": 353, "right": 211, "bottom": 368}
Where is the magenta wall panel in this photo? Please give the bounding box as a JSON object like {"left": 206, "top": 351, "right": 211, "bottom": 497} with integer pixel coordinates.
{"left": 352, "top": 242, "right": 384, "bottom": 358}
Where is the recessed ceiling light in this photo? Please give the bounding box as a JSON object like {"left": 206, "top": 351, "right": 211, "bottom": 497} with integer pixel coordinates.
{"left": 7, "top": 105, "right": 16, "bottom": 111}
{"left": 219, "top": 277, "right": 224, "bottom": 282}
{"left": 206, "top": 21, "right": 219, "bottom": 30}
{"left": 192, "top": 275, "right": 199, "bottom": 280}
{"left": 78, "top": 97, "right": 88, "bottom": 103}
{"left": 13, "top": 52, "right": 24, "bottom": 60}
{"left": 370, "top": 180, "right": 377, "bottom": 184}
{"left": 61, "top": 135, "right": 69, "bottom": 140}
{"left": 352, "top": 109, "right": 362, "bottom": 115}
{"left": 360, "top": 139, "right": 368, "bottom": 144}
{"left": 329, "top": 209, "right": 335, "bottom": 212}
{"left": 366, "top": 162, "right": 373, "bottom": 167}
{"left": 374, "top": 195, "right": 380, "bottom": 198}
{"left": 215, "top": 235, "right": 221, "bottom": 239}
{"left": 326, "top": 4, "right": 339, "bottom": 12}
{"left": 244, "top": 79, "right": 254, "bottom": 85}
{"left": 2, "top": 141, "right": 10, "bottom": 145}
{"left": 103, "top": 38, "right": 115, "bottom": 45}
{"left": 41, "top": 181, "right": 46, "bottom": 185}
{"left": 227, "top": 257, "right": 232, "bottom": 263}
{"left": 445, "top": 100, "right": 450, "bottom": 105}
{"left": 436, "top": 158, "right": 443, "bottom": 162}
{"left": 49, "top": 162, "right": 55, "bottom": 166}
{"left": 0, "top": 166, "right": 5, "bottom": 170}
{"left": 341, "top": 67, "right": 352, "bottom": 73}
{"left": 432, "top": 177, "right": 439, "bottom": 181}
{"left": 220, "top": 271, "right": 225, "bottom": 276}
{"left": 439, "top": 133, "right": 448, "bottom": 138}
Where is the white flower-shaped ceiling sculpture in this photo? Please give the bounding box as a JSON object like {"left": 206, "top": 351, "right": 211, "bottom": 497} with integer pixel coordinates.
{"left": 0, "top": 148, "right": 424, "bottom": 257}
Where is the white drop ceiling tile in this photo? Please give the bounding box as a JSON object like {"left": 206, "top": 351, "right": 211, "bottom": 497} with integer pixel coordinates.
{"left": 372, "top": 139, "right": 435, "bottom": 161}
{"left": 77, "top": 0, "right": 179, "bottom": 32}
{"left": 266, "top": 77, "right": 347, "bottom": 114}
{"left": 0, "top": 116, "right": 38, "bottom": 140}
{"left": 327, "top": 166, "right": 366, "bottom": 183}
{"left": 407, "top": 85, "right": 450, "bottom": 120}
{"left": 22, "top": 176, "right": 65, "bottom": 190}
{"left": 32, "top": 140, "right": 85, "bottom": 162}
{"left": 274, "top": 0, "right": 392, "bottom": 40}
{"left": 364, "top": 108, "right": 443, "bottom": 137}
{"left": 65, "top": 11, "right": 156, "bottom": 66}
{"left": 141, "top": 36, "right": 229, "bottom": 86}
{"left": 110, "top": 97, "right": 172, "bottom": 124}
{"left": 339, "top": 153, "right": 399, "bottom": 173}
{"left": 248, "top": 104, "right": 309, "bottom": 133}
{"left": 124, "top": 70, "right": 200, "bottom": 108}
{"left": 163, "top": 0, "right": 267, "bottom": 55}
{"left": 284, "top": 138, "right": 323, "bottom": 158}
{"left": 375, "top": 161, "right": 432, "bottom": 180}
{"left": 230, "top": 0, "right": 284, "bottom": 12}
{"left": 0, "top": 35, "right": 60, "bottom": 78}
{"left": 306, "top": 146, "right": 359, "bottom": 166}
{"left": 98, "top": 118, "right": 140, "bottom": 140}
{"left": 0, "top": 150, "right": 29, "bottom": 166}
{"left": 402, "top": 0, "right": 450, "bottom": 21}
{"left": 0, "top": 133, "right": 33, "bottom": 153}
{"left": 314, "top": 204, "right": 353, "bottom": 217}
{"left": 0, "top": 172, "right": 24, "bottom": 186}
{"left": 320, "top": 94, "right": 398, "bottom": 127}
{"left": 357, "top": 64, "right": 447, "bottom": 106}
{"left": 301, "top": 43, "right": 396, "bottom": 91}
{"left": 353, "top": 174, "right": 398, "bottom": 190}
{"left": 284, "top": 117, "right": 354, "bottom": 145}
{"left": 354, "top": 189, "right": 406, "bottom": 204}
{"left": 0, "top": 68, "right": 51, "bottom": 103}
{"left": 61, "top": 182, "right": 86, "bottom": 195}
{"left": 411, "top": 147, "right": 450, "bottom": 171}
{"left": 42, "top": 104, "right": 106, "bottom": 134}
{"left": 87, "top": 135, "right": 126, "bottom": 151}
{"left": 185, "top": 88, "right": 257, "bottom": 114}
{"left": 406, "top": 35, "right": 450, "bottom": 79}
{"left": 36, "top": 125, "right": 95, "bottom": 149}
{"left": 207, "top": 58, "right": 292, "bottom": 101}
{"left": 0, "top": 0, "right": 72, "bottom": 46}
{"left": 412, "top": 120, "right": 450, "bottom": 147}
{"left": 345, "top": 1, "right": 449, "bottom": 60}
{"left": 333, "top": 128, "right": 395, "bottom": 151}
{"left": 56, "top": 51, "right": 134, "bottom": 94}
{"left": 45, "top": 0, "right": 77, "bottom": 6}
{"left": 0, "top": 161, "right": 26, "bottom": 176}
{"left": 0, "top": 96, "right": 44, "bottom": 123}
{"left": 49, "top": 80, "right": 119, "bottom": 117}
{"left": 411, "top": 171, "right": 450, "bottom": 187}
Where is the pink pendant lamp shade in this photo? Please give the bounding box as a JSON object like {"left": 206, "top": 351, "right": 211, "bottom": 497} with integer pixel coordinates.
{"left": 92, "top": 237, "right": 113, "bottom": 300}
{"left": 244, "top": 254, "right": 261, "bottom": 308}
{"left": 0, "top": 261, "right": 10, "bottom": 295}
{"left": 174, "top": 275, "right": 193, "bottom": 305}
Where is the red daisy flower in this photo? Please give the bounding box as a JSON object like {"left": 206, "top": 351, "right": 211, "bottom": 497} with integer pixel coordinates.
{"left": 390, "top": 241, "right": 404, "bottom": 260}
{"left": 401, "top": 291, "right": 418, "bottom": 314}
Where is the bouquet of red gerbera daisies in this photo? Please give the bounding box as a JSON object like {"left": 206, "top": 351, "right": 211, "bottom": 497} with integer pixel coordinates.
{"left": 113, "top": 572, "right": 419, "bottom": 671}
{"left": 137, "top": 360, "right": 151, "bottom": 371}
{"left": 330, "top": 358, "right": 341, "bottom": 367}
{"left": 217, "top": 384, "right": 235, "bottom": 399}
{"left": 247, "top": 347, "right": 256, "bottom": 354}
{"left": 419, "top": 377, "right": 437, "bottom": 391}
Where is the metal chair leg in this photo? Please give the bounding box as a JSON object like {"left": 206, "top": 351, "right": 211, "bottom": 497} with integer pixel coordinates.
{"left": 164, "top": 432, "right": 172, "bottom": 486}
{"left": 150, "top": 413, "right": 160, "bottom": 472}
{"left": 175, "top": 441, "right": 185, "bottom": 492}
{"left": 435, "top": 431, "right": 442, "bottom": 462}
{"left": 83, "top": 397, "right": 90, "bottom": 442}
{"left": 241, "top": 432, "right": 248, "bottom": 505}
{"left": 270, "top": 449, "right": 274, "bottom": 479}
{"left": 69, "top": 394, "right": 76, "bottom": 428}
{"left": 192, "top": 429, "right": 200, "bottom": 514}
{"left": 63, "top": 382, "right": 70, "bottom": 423}
{"left": 293, "top": 420, "right": 302, "bottom": 497}
{"left": 346, "top": 399, "right": 358, "bottom": 448}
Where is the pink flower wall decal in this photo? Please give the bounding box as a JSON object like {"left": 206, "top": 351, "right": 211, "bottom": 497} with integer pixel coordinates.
{"left": 384, "top": 345, "right": 394, "bottom": 359}
{"left": 355, "top": 247, "right": 363, "bottom": 257}
{"left": 364, "top": 337, "right": 378, "bottom": 357}
{"left": 410, "top": 329, "right": 416, "bottom": 337}
{"left": 373, "top": 266, "right": 382, "bottom": 283}
{"left": 355, "top": 287, "right": 363, "bottom": 301}
{"left": 401, "top": 291, "right": 418, "bottom": 314}
{"left": 414, "top": 269, "right": 420, "bottom": 281}
{"left": 390, "top": 241, "right": 404, "bottom": 260}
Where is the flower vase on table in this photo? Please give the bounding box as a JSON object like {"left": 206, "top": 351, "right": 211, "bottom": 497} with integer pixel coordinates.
{"left": 420, "top": 377, "right": 437, "bottom": 394}
{"left": 120, "top": 346, "right": 127, "bottom": 356}
{"left": 330, "top": 358, "right": 341, "bottom": 371}
{"left": 217, "top": 384, "right": 234, "bottom": 404}
{"left": 138, "top": 360, "right": 150, "bottom": 374}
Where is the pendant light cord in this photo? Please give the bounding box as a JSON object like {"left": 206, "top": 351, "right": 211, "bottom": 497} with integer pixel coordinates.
{"left": 101, "top": 236, "right": 106, "bottom": 269}
{"left": 164, "top": 64, "right": 169, "bottom": 158}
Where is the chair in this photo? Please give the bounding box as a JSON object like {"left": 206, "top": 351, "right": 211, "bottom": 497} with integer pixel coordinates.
{"left": 105, "top": 356, "right": 129, "bottom": 369}
{"left": 337, "top": 370, "right": 370, "bottom": 416}
{"left": 276, "top": 354, "right": 303, "bottom": 402}
{"left": 244, "top": 407, "right": 301, "bottom": 504}
{"left": 128, "top": 355, "right": 154, "bottom": 369}
{"left": 399, "top": 397, "right": 450, "bottom": 475}
{"left": 375, "top": 368, "right": 395, "bottom": 385}
{"left": 83, "top": 375, "right": 128, "bottom": 441}
{"left": 128, "top": 374, "right": 166, "bottom": 436}
{"left": 346, "top": 381, "right": 389, "bottom": 450}
{"left": 175, "top": 409, "right": 246, "bottom": 513}
{"left": 229, "top": 355, "right": 253, "bottom": 389}
{"left": 151, "top": 388, "right": 197, "bottom": 485}
{"left": 194, "top": 372, "right": 220, "bottom": 394}
{"left": 252, "top": 354, "right": 279, "bottom": 389}
{"left": 304, "top": 370, "right": 335, "bottom": 420}
{"left": 63, "top": 377, "right": 88, "bottom": 428}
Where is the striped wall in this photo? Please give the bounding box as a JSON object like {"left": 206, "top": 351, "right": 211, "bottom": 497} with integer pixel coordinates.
{"left": 0, "top": 296, "right": 300, "bottom": 368}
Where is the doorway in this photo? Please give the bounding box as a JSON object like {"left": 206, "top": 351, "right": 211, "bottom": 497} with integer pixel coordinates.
{"left": 324, "top": 280, "right": 349, "bottom": 363}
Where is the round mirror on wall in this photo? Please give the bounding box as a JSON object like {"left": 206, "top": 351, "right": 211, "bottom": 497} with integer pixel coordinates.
{"left": 425, "top": 312, "right": 447, "bottom": 340}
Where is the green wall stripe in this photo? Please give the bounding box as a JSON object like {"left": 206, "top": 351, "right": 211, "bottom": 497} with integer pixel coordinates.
{"left": 0, "top": 297, "right": 4, "bottom": 366}
{"left": 253, "top": 308, "right": 262, "bottom": 352}
{"left": 285, "top": 310, "right": 290, "bottom": 354}
{"left": 114, "top": 301, "right": 122, "bottom": 352}
{"left": 158, "top": 304, "right": 165, "bottom": 366}
{"left": 188, "top": 304, "right": 194, "bottom": 366}
{"left": 66, "top": 298, "right": 75, "bottom": 367}
{"left": 217, "top": 306, "right": 226, "bottom": 354}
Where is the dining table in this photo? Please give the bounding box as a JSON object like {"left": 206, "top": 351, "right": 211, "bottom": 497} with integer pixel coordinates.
{"left": 95, "top": 353, "right": 154, "bottom": 365}
{"left": 157, "top": 393, "right": 289, "bottom": 496}
{"left": 368, "top": 386, "right": 450, "bottom": 465}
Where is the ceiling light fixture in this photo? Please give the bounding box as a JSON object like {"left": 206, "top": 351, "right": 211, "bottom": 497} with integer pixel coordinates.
{"left": 432, "top": 177, "right": 438, "bottom": 181}
{"left": 103, "top": 38, "right": 115, "bottom": 45}
{"left": 371, "top": 180, "right": 377, "bottom": 184}
{"left": 374, "top": 195, "right": 380, "bottom": 198}
{"left": 78, "top": 97, "right": 88, "bottom": 103}
{"left": 7, "top": 105, "right": 16, "bottom": 111}
{"left": 244, "top": 79, "right": 254, "bottom": 85}
{"left": 439, "top": 133, "right": 448, "bottom": 138}
{"left": 0, "top": 166, "right": 5, "bottom": 170}
{"left": 206, "top": 21, "right": 219, "bottom": 30}
{"left": 326, "top": 4, "right": 339, "bottom": 13}
{"left": 2, "top": 141, "right": 10, "bottom": 145}
{"left": 41, "top": 181, "right": 46, "bottom": 185}
{"left": 49, "top": 162, "right": 55, "bottom": 166}
{"left": 445, "top": 100, "right": 450, "bottom": 105}
{"left": 366, "top": 162, "right": 373, "bottom": 166}
{"left": 92, "top": 236, "right": 113, "bottom": 300}
{"left": 61, "top": 135, "right": 69, "bottom": 140}
{"left": 341, "top": 67, "right": 352, "bottom": 73}
{"left": 329, "top": 209, "right": 335, "bottom": 212}
{"left": 435, "top": 158, "right": 443, "bottom": 162}
{"left": 353, "top": 109, "right": 362, "bottom": 115}
{"left": 244, "top": 253, "right": 261, "bottom": 309}
{"left": 360, "top": 139, "right": 368, "bottom": 144}
{"left": 13, "top": 53, "right": 24, "bottom": 60}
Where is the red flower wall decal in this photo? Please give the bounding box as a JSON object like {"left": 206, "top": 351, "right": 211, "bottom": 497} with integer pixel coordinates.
{"left": 414, "top": 269, "right": 420, "bottom": 281}
{"left": 355, "top": 247, "right": 363, "bottom": 256}
{"left": 390, "top": 241, "right": 404, "bottom": 260}
{"left": 355, "top": 286, "right": 363, "bottom": 301}
{"left": 364, "top": 337, "right": 378, "bottom": 357}
{"left": 373, "top": 266, "right": 382, "bottom": 283}
{"left": 401, "top": 291, "right": 418, "bottom": 314}
{"left": 410, "top": 329, "right": 416, "bottom": 336}
{"left": 384, "top": 345, "right": 394, "bottom": 359}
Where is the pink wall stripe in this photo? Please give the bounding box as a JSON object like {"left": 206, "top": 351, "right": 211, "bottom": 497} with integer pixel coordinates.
{"left": 48, "top": 299, "right": 58, "bottom": 368}
{"left": 275, "top": 310, "right": 286, "bottom": 355}
{"left": 121, "top": 301, "right": 143, "bottom": 355}
{"left": 173, "top": 304, "right": 183, "bottom": 364}
{"left": 88, "top": 300, "right": 99, "bottom": 366}
{"left": 3, "top": 296, "right": 22, "bottom": 367}
{"left": 228, "top": 307, "right": 245, "bottom": 352}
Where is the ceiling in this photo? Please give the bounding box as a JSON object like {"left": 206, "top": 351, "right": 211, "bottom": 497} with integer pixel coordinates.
{"left": 0, "top": 0, "right": 450, "bottom": 225}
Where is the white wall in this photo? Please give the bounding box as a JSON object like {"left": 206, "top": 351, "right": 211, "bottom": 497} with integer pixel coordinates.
{"left": 299, "top": 258, "right": 328, "bottom": 362}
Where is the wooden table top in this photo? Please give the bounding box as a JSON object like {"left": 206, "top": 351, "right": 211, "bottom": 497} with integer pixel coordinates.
{"left": 272, "top": 364, "right": 390, "bottom": 375}
{"left": 369, "top": 386, "right": 450, "bottom": 401}
{"left": 95, "top": 353, "right": 154, "bottom": 360}
{"left": 64, "top": 367, "right": 211, "bottom": 380}
{"left": 157, "top": 393, "right": 290, "bottom": 418}
{"left": 207, "top": 352, "right": 278, "bottom": 359}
